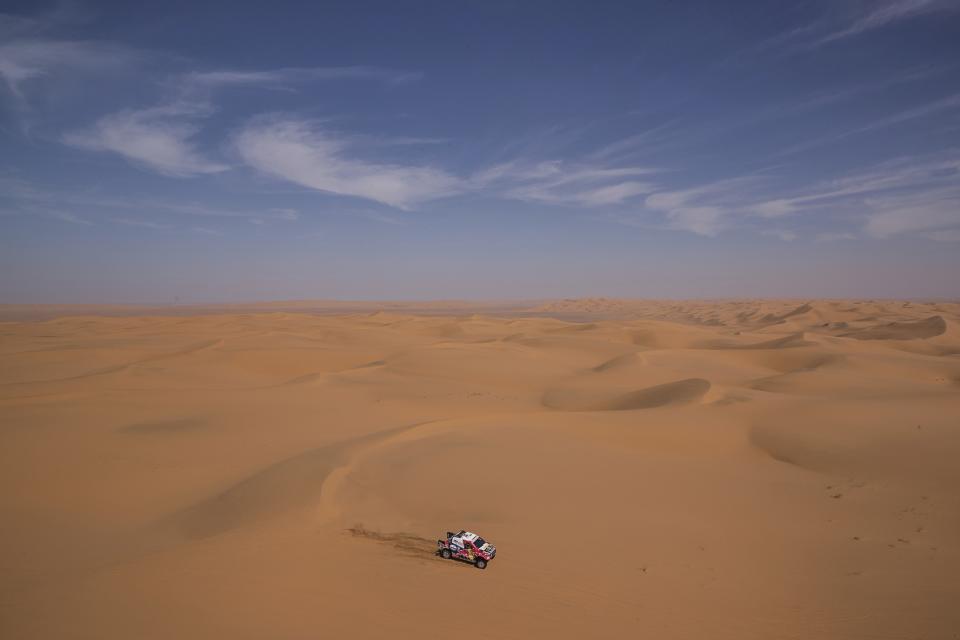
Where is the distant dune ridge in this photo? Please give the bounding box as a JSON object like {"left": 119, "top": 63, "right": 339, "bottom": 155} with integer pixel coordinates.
{"left": 542, "top": 377, "right": 711, "bottom": 411}
{"left": 1, "top": 299, "right": 959, "bottom": 639}
{"left": 839, "top": 314, "right": 947, "bottom": 340}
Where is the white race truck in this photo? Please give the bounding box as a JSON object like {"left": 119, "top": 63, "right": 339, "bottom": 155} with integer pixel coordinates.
{"left": 437, "top": 530, "right": 496, "bottom": 569}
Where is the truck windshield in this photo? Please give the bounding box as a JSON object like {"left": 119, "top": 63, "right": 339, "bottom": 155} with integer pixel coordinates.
{"left": 474, "top": 537, "right": 486, "bottom": 548}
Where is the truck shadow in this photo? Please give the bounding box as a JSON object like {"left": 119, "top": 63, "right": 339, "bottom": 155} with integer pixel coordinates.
{"left": 345, "top": 525, "right": 478, "bottom": 569}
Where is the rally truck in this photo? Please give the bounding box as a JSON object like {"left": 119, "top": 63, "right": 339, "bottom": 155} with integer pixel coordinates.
{"left": 437, "top": 530, "right": 496, "bottom": 569}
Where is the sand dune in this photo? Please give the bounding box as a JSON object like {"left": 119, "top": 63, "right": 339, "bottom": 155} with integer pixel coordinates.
{"left": 700, "top": 331, "right": 813, "bottom": 350}
{"left": 164, "top": 423, "right": 420, "bottom": 540}
{"left": 1, "top": 298, "right": 959, "bottom": 639}
{"left": 590, "top": 351, "right": 642, "bottom": 372}
{"left": 543, "top": 377, "right": 711, "bottom": 411}
{"left": 840, "top": 314, "right": 947, "bottom": 340}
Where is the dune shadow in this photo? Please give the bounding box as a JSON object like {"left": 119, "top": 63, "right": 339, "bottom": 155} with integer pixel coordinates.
{"left": 591, "top": 352, "right": 641, "bottom": 372}
{"left": 160, "top": 424, "right": 420, "bottom": 540}
{"left": 119, "top": 417, "right": 206, "bottom": 434}
{"left": 543, "top": 377, "right": 710, "bottom": 411}
{"left": 840, "top": 316, "right": 946, "bottom": 341}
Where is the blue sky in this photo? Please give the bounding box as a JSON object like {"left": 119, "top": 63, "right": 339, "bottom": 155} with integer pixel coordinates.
{"left": 1, "top": 0, "right": 959, "bottom": 302}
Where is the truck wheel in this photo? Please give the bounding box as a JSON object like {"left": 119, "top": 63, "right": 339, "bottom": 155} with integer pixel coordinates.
{"left": 475, "top": 558, "right": 487, "bottom": 569}
{"left": 440, "top": 548, "right": 452, "bottom": 559}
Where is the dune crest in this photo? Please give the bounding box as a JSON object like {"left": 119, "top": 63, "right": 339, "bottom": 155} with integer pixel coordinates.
{"left": 543, "top": 377, "right": 711, "bottom": 411}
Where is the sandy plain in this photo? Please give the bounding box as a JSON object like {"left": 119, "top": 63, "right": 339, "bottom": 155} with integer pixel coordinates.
{"left": 1, "top": 298, "right": 959, "bottom": 639}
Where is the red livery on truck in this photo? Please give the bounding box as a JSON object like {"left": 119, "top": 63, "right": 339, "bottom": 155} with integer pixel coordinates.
{"left": 437, "top": 530, "right": 496, "bottom": 569}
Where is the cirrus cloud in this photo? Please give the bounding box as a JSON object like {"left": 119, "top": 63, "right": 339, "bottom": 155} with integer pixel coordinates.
{"left": 233, "top": 118, "right": 464, "bottom": 209}
{"left": 63, "top": 103, "right": 229, "bottom": 177}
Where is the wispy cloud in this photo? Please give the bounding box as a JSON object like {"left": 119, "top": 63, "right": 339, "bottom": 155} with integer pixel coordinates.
{"left": 747, "top": 0, "right": 959, "bottom": 56}
{"left": 775, "top": 92, "right": 960, "bottom": 157}
{"left": 356, "top": 210, "right": 407, "bottom": 225}
{"left": 642, "top": 176, "right": 764, "bottom": 236}
{"left": 45, "top": 209, "right": 92, "bottom": 225}
{"left": 55, "top": 53, "right": 423, "bottom": 178}
{"left": 625, "top": 148, "right": 959, "bottom": 240}
{"left": 474, "top": 160, "right": 659, "bottom": 207}
{"left": 111, "top": 217, "right": 170, "bottom": 230}
{"left": 921, "top": 228, "right": 960, "bottom": 241}
{"left": 15, "top": 205, "right": 94, "bottom": 225}
{"left": 813, "top": 0, "right": 955, "bottom": 46}
{"left": 752, "top": 152, "right": 960, "bottom": 210}
{"left": 233, "top": 117, "right": 463, "bottom": 209}
{"left": 816, "top": 231, "right": 857, "bottom": 242}
{"left": 0, "top": 12, "right": 41, "bottom": 40}
{"left": 192, "top": 226, "right": 223, "bottom": 236}
{"left": 745, "top": 151, "right": 960, "bottom": 240}
{"left": 266, "top": 207, "right": 300, "bottom": 221}
{"left": 0, "top": 37, "right": 140, "bottom": 100}
{"left": 0, "top": 6, "right": 143, "bottom": 106}
{"left": 748, "top": 199, "right": 796, "bottom": 218}
{"left": 586, "top": 120, "right": 681, "bottom": 162}
{"left": 1, "top": 3, "right": 418, "bottom": 104}
{"left": 180, "top": 66, "right": 420, "bottom": 90}
{"left": 665, "top": 206, "right": 725, "bottom": 236}
{"left": 2, "top": 5, "right": 424, "bottom": 176}
{"left": 230, "top": 118, "right": 662, "bottom": 210}
{"left": 761, "top": 229, "right": 798, "bottom": 242}
{"left": 0, "top": 176, "right": 302, "bottom": 225}
{"left": 864, "top": 188, "right": 960, "bottom": 238}
{"left": 63, "top": 103, "right": 229, "bottom": 177}
{"left": 759, "top": 64, "right": 949, "bottom": 121}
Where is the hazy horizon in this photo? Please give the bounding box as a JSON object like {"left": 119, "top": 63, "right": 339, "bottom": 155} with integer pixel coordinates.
{"left": 2, "top": 1, "right": 960, "bottom": 302}
{"left": 3, "top": 294, "right": 960, "bottom": 308}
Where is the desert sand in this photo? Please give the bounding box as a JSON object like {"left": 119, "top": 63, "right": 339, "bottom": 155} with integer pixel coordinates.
{"left": 1, "top": 299, "right": 959, "bottom": 639}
